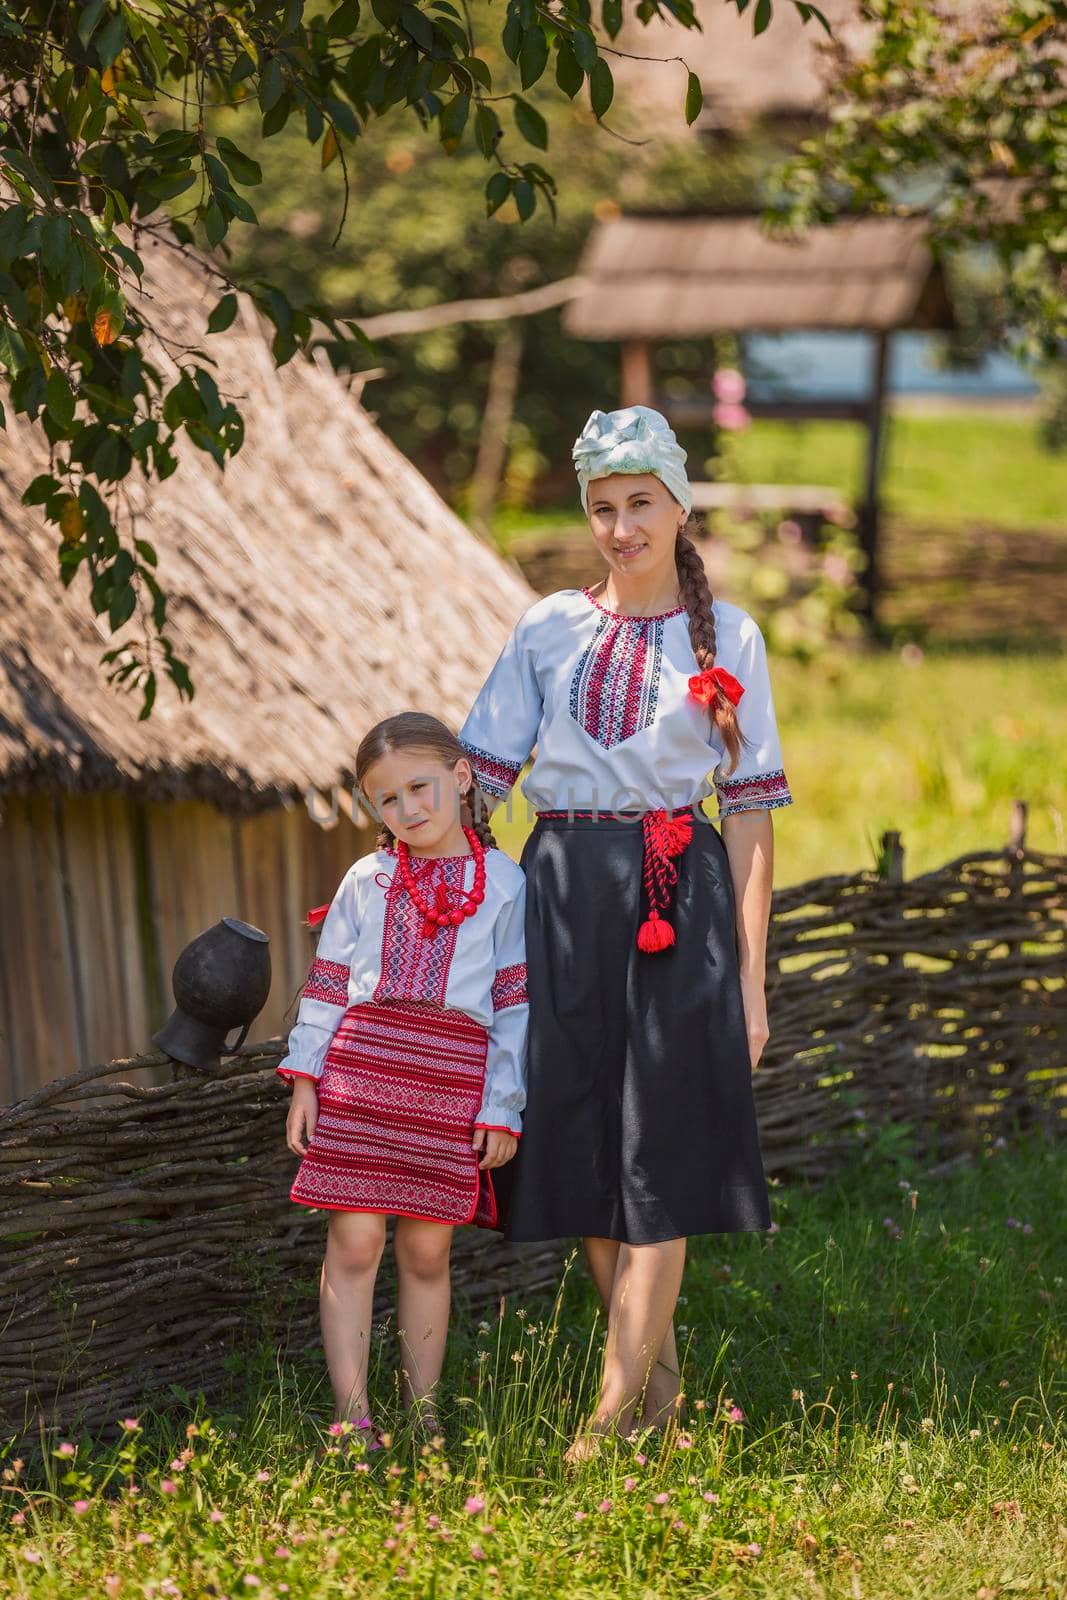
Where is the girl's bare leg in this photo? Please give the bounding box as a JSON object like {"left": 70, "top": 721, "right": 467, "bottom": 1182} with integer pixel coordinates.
{"left": 393, "top": 1216, "right": 454, "bottom": 1423}
{"left": 583, "top": 1237, "right": 683, "bottom": 1428}
{"left": 566, "top": 1236, "right": 686, "bottom": 1463}
{"left": 321, "top": 1211, "right": 387, "bottom": 1424}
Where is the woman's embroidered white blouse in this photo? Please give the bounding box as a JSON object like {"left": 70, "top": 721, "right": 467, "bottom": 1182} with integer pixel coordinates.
{"left": 277, "top": 847, "right": 528, "bottom": 1137}
{"left": 457, "top": 586, "right": 793, "bottom": 818}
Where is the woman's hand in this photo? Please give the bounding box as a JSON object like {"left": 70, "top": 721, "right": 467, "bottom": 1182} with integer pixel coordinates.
{"left": 286, "top": 1079, "right": 319, "bottom": 1156}
{"left": 472, "top": 1127, "right": 518, "bottom": 1170}
{"left": 739, "top": 967, "right": 770, "bottom": 1072}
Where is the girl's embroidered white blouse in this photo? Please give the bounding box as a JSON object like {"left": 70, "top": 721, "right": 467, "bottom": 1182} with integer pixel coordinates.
{"left": 276, "top": 848, "right": 529, "bottom": 1138}
{"left": 457, "top": 586, "right": 794, "bottom": 818}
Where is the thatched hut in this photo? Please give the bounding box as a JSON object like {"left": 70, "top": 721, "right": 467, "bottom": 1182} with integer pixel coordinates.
{"left": 0, "top": 230, "right": 536, "bottom": 1100}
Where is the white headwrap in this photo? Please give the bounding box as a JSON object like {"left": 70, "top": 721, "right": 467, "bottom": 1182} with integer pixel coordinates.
{"left": 572, "top": 405, "right": 692, "bottom": 517}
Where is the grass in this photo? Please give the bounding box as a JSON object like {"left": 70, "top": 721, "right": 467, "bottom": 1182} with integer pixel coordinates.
{"left": 486, "top": 647, "right": 1067, "bottom": 888}
{"left": 720, "top": 412, "right": 1067, "bottom": 535}
{"left": 3, "top": 1130, "right": 1064, "bottom": 1597}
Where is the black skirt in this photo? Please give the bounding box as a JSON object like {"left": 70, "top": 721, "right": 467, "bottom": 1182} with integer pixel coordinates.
{"left": 494, "top": 808, "right": 773, "bottom": 1245}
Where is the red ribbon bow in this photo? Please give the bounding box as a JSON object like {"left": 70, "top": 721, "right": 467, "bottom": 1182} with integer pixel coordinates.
{"left": 687, "top": 665, "right": 745, "bottom": 709}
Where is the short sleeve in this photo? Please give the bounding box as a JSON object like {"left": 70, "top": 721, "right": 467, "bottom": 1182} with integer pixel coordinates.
{"left": 276, "top": 867, "right": 360, "bottom": 1083}
{"left": 458, "top": 610, "right": 544, "bottom": 802}
{"left": 474, "top": 876, "right": 528, "bottom": 1137}
{"left": 713, "top": 618, "right": 794, "bottom": 820}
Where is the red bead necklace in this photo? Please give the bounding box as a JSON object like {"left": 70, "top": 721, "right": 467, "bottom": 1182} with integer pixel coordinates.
{"left": 395, "top": 825, "right": 487, "bottom": 940}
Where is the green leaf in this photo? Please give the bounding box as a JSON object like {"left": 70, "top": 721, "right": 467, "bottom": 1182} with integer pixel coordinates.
{"left": 108, "top": 581, "right": 137, "bottom": 631}
{"left": 438, "top": 91, "right": 469, "bottom": 149}
{"left": 261, "top": 93, "right": 292, "bottom": 135}
{"left": 400, "top": 2, "right": 433, "bottom": 48}
{"left": 685, "top": 69, "right": 703, "bottom": 125}
{"left": 40, "top": 214, "right": 70, "bottom": 277}
{"left": 513, "top": 95, "right": 547, "bottom": 149}
{"left": 140, "top": 168, "right": 197, "bottom": 205}
{"left": 207, "top": 293, "right": 238, "bottom": 333}
{"left": 601, "top": 0, "right": 622, "bottom": 38}
{"left": 502, "top": 11, "right": 522, "bottom": 61}
{"left": 753, "top": 0, "right": 772, "bottom": 33}
{"left": 485, "top": 170, "right": 511, "bottom": 215}
{"left": 513, "top": 177, "right": 535, "bottom": 220}
{"left": 795, "top": 2, "right": 831, "bottom": 31}
{"left": 570, "top": 26, "right": 598, "bottom": 71}
{"left": 589, "top": 56, "right": 613, "bottom": 117}
{"left": 555, "top": 37, "right": 583, "bottom": 98}
{"left": 22, "top": 473, "right": 60, "bottom": 506}
{"left": 259, "top": 57, "right": 285, "bottom": 113}
{"left": 327, "top": 0, "right": 362, "bottom": 32}
{"left": 76, "top": 0, "right": 107, "bottom": 48}
{"left": 519, "top": 24, "right": 548, "bottom": 87}
{"left": 372, "top": 0, "right": 401, "bottom": 23}
{"left": 203, "top": 199, "right": 227, "bottom": 247}
{"left": 45, "top": 369, "right": 75, "bottom": 429}
{"left": 94, "top": 8, "right": 127, "bottom": 67}
{"left": 216, "top": 137, "right": 263, "bottom": 186}
{"left": 474, "top": 103, "right": 501, "bottom": 157}
{"left": 137, "top": 671, "right": 157, "bottom": 721}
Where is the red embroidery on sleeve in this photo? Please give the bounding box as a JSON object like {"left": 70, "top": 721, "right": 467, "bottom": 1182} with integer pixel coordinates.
{"left": 303, "top": 957, "right": 350, "bottom": 1006}
{"left": 490, "top": 962, "right": 528, "bottom": 1010}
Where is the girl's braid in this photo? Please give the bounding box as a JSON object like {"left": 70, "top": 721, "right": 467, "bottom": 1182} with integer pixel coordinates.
{"left": 674, "top": 518, "right": 748, "bottom": 777}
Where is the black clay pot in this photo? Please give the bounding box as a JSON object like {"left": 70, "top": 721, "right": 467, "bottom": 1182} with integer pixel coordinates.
{"left": 152, "top": 917, "right": 272, "bottom": 1071}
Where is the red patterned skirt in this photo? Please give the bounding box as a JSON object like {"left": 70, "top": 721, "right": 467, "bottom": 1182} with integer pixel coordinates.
{"left": 289, "top": 1000, "right": 497, "bottom": 1229}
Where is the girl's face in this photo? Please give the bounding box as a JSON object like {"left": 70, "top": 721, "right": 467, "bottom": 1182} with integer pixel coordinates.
{"left": 586, "top": 472, "right": 686, "bottom": 579}
{"left": 362, "top": 747, "right": 473, "bottom": 853}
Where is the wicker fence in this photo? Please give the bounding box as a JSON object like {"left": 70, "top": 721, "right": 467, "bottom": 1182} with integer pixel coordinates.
{"left": 2, "top": 809, "right": 1063, "bottom": 1440}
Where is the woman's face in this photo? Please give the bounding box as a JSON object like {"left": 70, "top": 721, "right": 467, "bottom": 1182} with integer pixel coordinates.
{"left": 361, "top": 747, "right": 472, "bottom": 852}
{"left": 586, "top": 472, "right": 686, "bottom": 581}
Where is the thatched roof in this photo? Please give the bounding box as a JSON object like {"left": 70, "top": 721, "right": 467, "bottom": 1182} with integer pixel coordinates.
{"left": 563, "top": 214, "right": 956, "bottom": 339}
{"left": 0, "top": 230, "right": 537, "bottom": 811}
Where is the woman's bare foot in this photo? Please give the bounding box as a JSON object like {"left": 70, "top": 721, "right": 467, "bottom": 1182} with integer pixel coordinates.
{"left": 564, "top": 1415, "right": 618, "bottom": 1470}
{"left": 408, "top": 1397, "right": 443, "bottom": 1442}
{"left": 639, "top": 1360, "right": 685, "bottom": 1430}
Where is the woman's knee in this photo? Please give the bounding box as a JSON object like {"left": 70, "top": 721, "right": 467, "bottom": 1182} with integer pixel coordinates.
{"left": 326, "top": 1212, "right": 387, "bottom": 1274}
{"left": 393, "top": 1220, "right": 453, "bottom": 1281}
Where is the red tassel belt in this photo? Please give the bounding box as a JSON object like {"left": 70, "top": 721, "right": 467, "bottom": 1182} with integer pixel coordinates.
{"left": 534, "top": 806, "right": 697, "bottom": 954}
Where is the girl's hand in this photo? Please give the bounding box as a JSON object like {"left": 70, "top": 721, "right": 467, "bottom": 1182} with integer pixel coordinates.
{"left": 472, "top": 1128, "right": 518, "bottom": 1170}
{"left": 286, "top": 1080, "right": 319, "bottom": 1156}
{"left": 739, "top": 968, "right": 770, "bottom": 1072}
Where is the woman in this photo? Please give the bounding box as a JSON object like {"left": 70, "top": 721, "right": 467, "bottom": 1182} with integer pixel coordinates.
{"left": 457, "top": 405, "right": 792, "bottom": 1463}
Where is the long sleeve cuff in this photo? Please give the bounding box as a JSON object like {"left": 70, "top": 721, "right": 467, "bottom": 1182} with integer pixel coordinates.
{"left": 474, "top": 1113, "right": 523, "bottom": 1138}
{"left": 276, "top": 1017, "right": 336, "bottom": 1083}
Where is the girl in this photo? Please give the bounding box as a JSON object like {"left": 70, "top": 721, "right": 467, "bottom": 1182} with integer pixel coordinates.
{"left": 278, "top": 712, "right": 528, "bottom": 1446}
{"left": 456, "top": 405, "right": 792, "bottom": 1463}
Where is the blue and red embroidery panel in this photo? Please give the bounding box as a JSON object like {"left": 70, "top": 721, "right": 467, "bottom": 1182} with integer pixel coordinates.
{"left": 569, "top": 614, "right": 665, "bottom": 749}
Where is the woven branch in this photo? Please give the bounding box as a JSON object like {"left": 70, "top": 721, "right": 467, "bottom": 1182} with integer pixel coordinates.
{"left": 1, "top": 840, "right": 1063, "bottom": 1438}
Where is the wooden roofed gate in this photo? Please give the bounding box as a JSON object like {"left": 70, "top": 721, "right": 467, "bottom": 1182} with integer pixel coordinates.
{"left": 0, "top": 228, "right": 537, "bottom": 1101}
{"left": 563, "top": 212, "right": 958, "bottom": 624}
